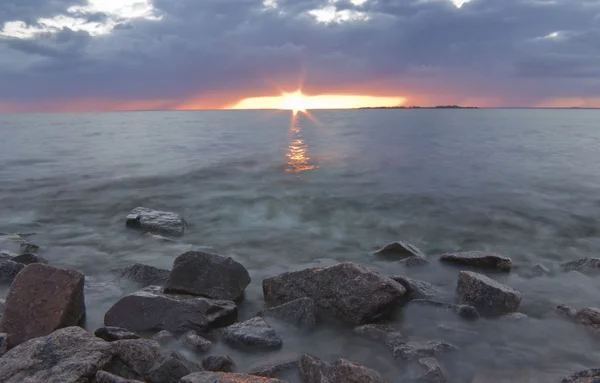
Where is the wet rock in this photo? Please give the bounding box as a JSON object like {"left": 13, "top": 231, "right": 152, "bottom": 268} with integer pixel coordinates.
{"left": 299, "top": 354, "right": 386, "bottom": 383}
{"left": 456, "top": 271, "right": 521, "bottom": 315}
{"left": 0, "top": 250, "right": 17, "bottom": 260}
{"left": 0, "top": 333, "right": 6, "bottom": 357}
{"left": 399, "top": 256, "right": 431, "bottom": 268}
{"left": 561, "top": 258, "right": 600, "bottom": 275}
{"left": 146, "top": 350, "right": 201, "bottom": 383}
{"left": 221, "top": 316, "right": 282, "bottom": 350}
{"left": 104, "top": 285, "right": 237, "bottom": 333}
{"left": 144, "top": 233, "right": 175, "bottom": 242}
{"left": 95, "top": 327, "right": 141, "bottom": 342}
{"left": 126, "top": 207, "right": 185, "bottom": 236}
{"left": 152, "top": 330, "right": 176, "bottom": 345}
{"left": 531, "top": 264, "right": 551, "bottom": 277}
{"left": 249, "top": 358, "right": 299, "bottom": 379}
{"left": 0, "top": 259, "right": 24, "bottom": 283}
{"left": 0, "top": 326, "right": 113, "bottom": 383}
{"left": 259, "top": 297, "right": 317, "bottom": 329}
{"left": 0, "top": 299, "right": 4, "bottom": 320}
{"left": 263, "top": 262, "right": 406, "bottom": 325}
{"left": 19, "top": 241, "right": 40, "bottom": 254}
{"left": 353, "top": 324, "right": 404, "bottom": 342}
{"left": 504, "top": 312, "right": 528, "bottom": 321}
{"left": 557, "top": 304, "right": 578, "bottom": 318}
{"left": 164, "top": 251, "right": 251, "bottom": 301}
{"left": 0, "top": 264, "right": 85, "bottom": 348}
{"left": 562, "top": 368, "right": 600, "bottom": 383}
{"left": 96, "top": 370, "right": 145, "bottom": 383}
{"left": 119, "top": 263, "right": 170, "bottom": 287}
{"left": 416, "top": 358, "right": 448, "bottom": 383}
{"left": 557, "top": 304, "right": 600, "bottom": 336}
{"left": 390, "top": 276, "right": 437, "bottom": 300}
{"left": 12, "top": 252, "right": 48, "bottom": 265}
{"left": 410, "top": 299, "right": 480, "bottom": 320}
{"left": 386, "top": 340, "right": 458, "bottom": 361}
{"left": 202, "top": 355, "right": 236, "bottom": 372}
{"left": 440, "top": 251, "right": 512, "bottom": 271}
{"left": 104, "top": 338, "right": 165, "bottom": 380}
{"left": 436, "top": 324, "right": 480, "bottom": 343}
{"left": 181, "top": 372, "right": 287, "bottom": 383}
{"left": 374, "top": 241, "right": 427, "bottom": 260}
{"left": 181, "top": 330, "right": 212, "bottom": 352}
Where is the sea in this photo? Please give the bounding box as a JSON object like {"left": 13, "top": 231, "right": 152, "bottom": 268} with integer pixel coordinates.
{"left": 1, "top": 109, "right": 600, "bottom": 382}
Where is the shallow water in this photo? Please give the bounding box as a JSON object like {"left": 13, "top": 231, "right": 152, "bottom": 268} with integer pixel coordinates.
{"left": 2, "top": 109, "right": 600, "bottom": 381}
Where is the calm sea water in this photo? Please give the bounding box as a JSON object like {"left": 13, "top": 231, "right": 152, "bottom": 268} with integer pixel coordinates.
{"left": 2, "top": 109, "right": 600, "bottom": 381}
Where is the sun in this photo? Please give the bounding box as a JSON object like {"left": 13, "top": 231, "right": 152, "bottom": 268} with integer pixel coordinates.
{"left": 280, "top": 90, "right": 307, "bottom": 115}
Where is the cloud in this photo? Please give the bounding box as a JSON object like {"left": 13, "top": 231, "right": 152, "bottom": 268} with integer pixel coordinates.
{"left": 0, "top": 0, "right": 600, "bottom": 111}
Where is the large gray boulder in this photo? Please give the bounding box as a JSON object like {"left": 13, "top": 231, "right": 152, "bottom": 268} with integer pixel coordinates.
{"left": 259, "top": 297, "right": 317, "bottom": 329}
{"left": 181, "top": 372, "right": 288, "bottom": 382}
{"left": 104, "top": 285, "right": 237, "bottom": 333}
{"left": 562, "top": 368, "right": 600, "bottom": 383}
{"left": 164, "top": 251, "right": 251, "bottom": 301}
{"left": 386, "top": 340, "right": 458, "bottom": 361}
{"left": 374, "top": 241, "right": 427, "bottom": 260}
{"left": 0, "top": 259, "right": 24, "bottom": 283}
{"left": 221, "top": 316, "right": 283, "bottom": 350}
{"left": 440, "top": 251, "right": 512, "bottom": 271}
{"left": 561, "top": 258, "right": 600, "bottom": 275}
{"left": 0, "top": 263, "right": 85, "bottom": 348}
{"left": 456, "top": 271, "right": 521, "bottom": 315}
{"left": 390, "top": 276, "right": 437, "bottom": 300}
{"left": 299, "top": 354, "right": 386, "bottom": 383}
{"left": 119, "top": 263, "right": 170, "bottom": 287}
{"left": 263, "top": 262, "right": 406, "bottom": 325}
{"left": 126, "top": 207, "right": 185, "bottom": 236}
{"left": 0, "top": 326, "right": 113, "bottom": 383}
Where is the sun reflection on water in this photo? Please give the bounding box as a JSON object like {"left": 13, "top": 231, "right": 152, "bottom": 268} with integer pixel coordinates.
{"left": 286, "top": 113, "right": 317, "bottom": 173}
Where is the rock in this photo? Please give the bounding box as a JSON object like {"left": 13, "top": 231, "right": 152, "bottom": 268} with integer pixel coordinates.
{"left": 249, "top": 358, "right": 299, "bottom": 379}
{"left": 0, "top": 333, "right": 6, "bottom": 357}
{"left": 181, "top": 372, "right": 287, "bottom": 383}
{"left": 504, "top": 313, "right": 528, "bottom": 321}
{"left": 390, "top": 276, "right": 437, "bottom": 300}
{"left": 95, "top": 327, "right": 141, "bottom": 342}
{"left": 0, "top": 250, "right": 17, "bottom": 260}
{"left": 146, "top": 350, "right": 201, "bottom": 383}
{"left": 144, "top": 233, "right": 175, "bottom": 242}
{"left": 0, "top": 259, "right": 24, "bottom": 283}
{"left": 531, "top": 264, "right": 551, "bottom": 277}
{"left": 557, "top": 304, "right": 600, "bottom": 336}
{"left": 440, "top": 251, "right": 512, "bottom": 271}
{"left": 353, "top": 324, "right": 403, "bottom": 342}
{"left": 561, "top": 258, "right": 600, "bottom": 275}
{"left": 96, "top": 371, "right": 145, "bottom": 383}
{"left": 104, "top": 285, "right": 237, "bottom": 333}
{"left": 164, "top": 251, "right": 251, "bottom": 301}
{"left": 562, "top": 368, "right": 600, "bottom": 382}
{"left": 119, "top": 263, "right": 170, "bottom": 287}
{"left": 19, "top": 241, "right": 40, "bottom": 254}
{"left": 416, "top": 358, "right": 448, "bottom": 383}
{"left": 399, "top": 256, "right": 431, "bottom": 268}
{"left": 0, "top": 326, "right": 113, "bottom": 383}
{"left": 374, "top": 241, "right": 427, "bottom": 259}
{"left": 263, "top": 262, "right": 406, "bottom": 325}
{"left": 11, "top": 252, "right": 48, "bottom": 265}
{"left": 152, "top": 330, "right": 176, "bottom": 345}
{"left": 0, "top": 264, "right": 85, "bottom": 348}
{"left": 557, "top": 304, "right": 578, "bottom": 318}
{"left": 386, "top": 340, "right": 458, "bottom": 361}
{"left": 456, "top": 271, "right": 521, "bottom": 315}
{"left": 259, "top": 297, "right": 317, "bottom": 329}
{"left": 299, "top": 354, "right": 386, "bottom": 383}
{"left": 202, "top": 355, "right": 236, "bottom": 372}
{"left": 410, "top": 299, "right": 480, "bottom": 320}
{"left": 181, "top": 330, "right": 212, "bottom": 352}
{"left": 104, "top": 338, "right": 165, "bottom": 380}
{"left": 0, "top": 299, "right": 4, "bottom": 320}
{"left": 126, "top": 207, "right": 185, "bottom": 236}
{"left": 221, "top": 316, "right": 282, "bottom": 350}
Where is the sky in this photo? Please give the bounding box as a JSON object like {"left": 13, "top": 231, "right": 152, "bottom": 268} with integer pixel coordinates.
{"left": 1, "top": 0, "right": 600, "bottom": 112}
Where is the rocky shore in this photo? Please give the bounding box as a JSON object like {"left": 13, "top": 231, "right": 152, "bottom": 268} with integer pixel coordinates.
{"left": 0, "top": 207, "right": 598, "bottom": 382}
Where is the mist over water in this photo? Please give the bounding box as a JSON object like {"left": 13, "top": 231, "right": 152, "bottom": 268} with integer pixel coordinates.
{"left": 2, "top": 109, "right": 600, "bottom": 381}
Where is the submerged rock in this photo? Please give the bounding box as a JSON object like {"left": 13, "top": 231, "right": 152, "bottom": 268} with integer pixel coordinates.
{"left": 562, "top": 368, "right": 600, "bottom": 383}
{"left": 561, "top": 258, "right": 600, "bottom": 275}
{"left": 0, "top": 250, "right": 17, "bottom": 260}
{"left": 19, "top": 241, "right": 40, "bottom": 254}
{"left": 95, "top": 327, "right": 141, "bottom": 342}
{"left": 11, "top": 252, "right": 48, "bottom": 265}
{"left": 299, "top": 354, "right": 386, "bottom": 383}
{"left": 410, "top": 299, "right": 480, "bottom": 320}
{"left": 456, "top": 271, "right": 521, "bottom": 315}
{"left": 181, "top": 372, "right": 287, "bottom": 383}
{"left": 164, "top": 251, "right": 251, "bottom": 301}
{"left": 126, "top": 207, "right": 185, "bottom": 236}
{"left": 0, "top": 259, "right": 24, "bottom": 283}
{"left": 0, "top": 326, "right": 113, "bottom": 383}
{"left": 263, "top": 262, "right": 406, "bottom": 325}
{"left": 181, "top": 330, "right": 212, "bottom": 352}
{"left": 386, "top": 340, "right": 458, "bottom": 361}
{"left": 440, "top": 251, "right": 512, "bottom": 271}
{"left": 557, "top": 304, "right": 600, "bottom": 336}
{"left": 353, "top": 324, "right": 404, "bottom": 342}
{"left": 96, "top": 371, "right": 145, "bottom": 383}
{"left": 144, "top": 233, "right": 175, "bottom": 243}
{"left": 390, "top": 276, "right": 437, "bottom": 300}
{"left": 416, "top": 358, "right": 448, "bottom": 383}
{"left": 152, "top": 330, "right": 176, "bottom": 345}
{"left": 374, "top": 241, "right": 427, "bottom": 259}
{"left": 119, "top": 263, "right": 170, "bottom": 287}
{"left": 0, "top": 264, "right": 85, "bottom": 348}
{"left": 104, "top": 285, "right": 237, "bottom": 333}
{"left": 202, "top": 355, "right": 236, "bottom": 372}
{"left": 399, "top": 256, "right": 431, "bottom": 268}
{"left": 221, "top": 316, "right": 282, "bottom": 350}
{"left": 259, "top": 297, "right": 317, "bottom": 329}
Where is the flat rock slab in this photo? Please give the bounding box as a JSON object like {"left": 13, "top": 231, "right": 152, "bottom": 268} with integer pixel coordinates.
{"left": 119, "top": 263, "right": 170, "bottom": 287}
{"left": 417, "top": 358, "right": 448, "bottom": 383}
{"left": 263, "top": 262, "right": 406, "bottom": 325}
{"left": 126, "top": 207, "right": 185, "bottom": 236}
{"left": 164, "top": 251, "right": 251, "bottom": 301}
{"left": 299, "top": 354, "right": 386, "bottom": 383}
{"left": 0, "top": 259, "right": 24, "bottom": 283}
{"left": 390, "top": 276, "right": 437, "bottom": 300}
{"left": 440, "top": 251, "right": 512, "bottom": 271}
{"left": 0, "top": 263, "right": 85, "bottom": 348}
{"left": 562, "top": 368, "right": 600, "bottom": 383}
{"left": 457, "top": 271, "right": 521, "bottom": 315}
{"left": 374, "top": 241, "right": 427, "bottom": 260}
{"left": 96, "top": 371, "right": 145, "bottom": 383}
{"left": 561, "top": 258, "right": 600, "bottom": 275}
{"left": 95, "top": 327, "right": 141, "bottom": 342}
{"left": 410, "top": 299, "right": 480, "bottom": 320}
{"left": 0, "top": 326, "right": 113, "bottom": 383}
{"left": 221, "top": 316, "right": 282, "bottom": 350}
{"left": 259, "top": 297, "right": 317, "bottom": 329}
{"left": 181, "top": 372, "right": 288, "bottom": 383}
{"left": 386, "top": 340, "right": 458, "bottom": 361}
{"left": 104, "top": 285, "right": 237, "bottom": 333}
{"left": 202, "top": 355, "right": 236, "bottom": 372}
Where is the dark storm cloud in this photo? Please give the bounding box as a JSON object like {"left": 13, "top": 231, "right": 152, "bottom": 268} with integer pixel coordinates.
{"left": 1, "top": 0, "right": 600, "bottom": 107}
